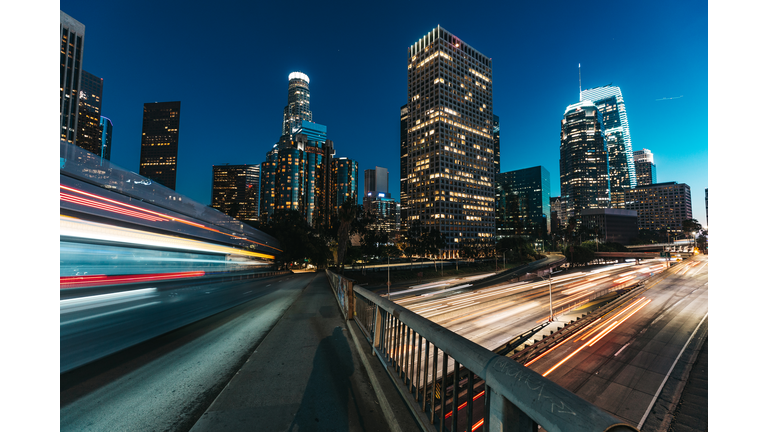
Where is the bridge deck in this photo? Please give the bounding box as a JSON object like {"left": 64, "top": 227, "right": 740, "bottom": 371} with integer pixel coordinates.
{"left": 189, "top": 273, "right": 420, "bottom": 432}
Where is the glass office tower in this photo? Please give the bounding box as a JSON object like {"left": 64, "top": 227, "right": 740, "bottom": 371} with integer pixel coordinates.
{"left": 560, "top": 100, "right": 610, "bottom": 224}
{"left": 496, "top": 166, "right": 550, "bottom": 238}
{"left": 99, "top": 116, "right": 112, "bottom": 161}
{"left": 403, "top": 26, "right": 495, "bottom": 258}
{"left": 139, "top": 101, "right": 181, "bottom": 190}
{"left": 580, "top": 85, "right": 636, "bottom": 208}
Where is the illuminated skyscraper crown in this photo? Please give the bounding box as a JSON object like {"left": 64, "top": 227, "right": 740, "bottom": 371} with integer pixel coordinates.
{"left": 282, "top": 72, "right": 312, "bottom": 136}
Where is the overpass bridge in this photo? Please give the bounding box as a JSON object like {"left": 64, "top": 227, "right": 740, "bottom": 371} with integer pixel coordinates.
{"left": 61, "top": 141, "right": 638, "bottom": 431}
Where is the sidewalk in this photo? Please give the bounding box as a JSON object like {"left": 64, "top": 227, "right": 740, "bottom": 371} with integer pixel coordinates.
{"left": 190, "top": 273, "right": 420, "bottom": 432}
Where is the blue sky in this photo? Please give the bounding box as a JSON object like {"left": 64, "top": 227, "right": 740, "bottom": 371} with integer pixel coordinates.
{"left": 60, "top": 0, "right": 708, "bottom": 226}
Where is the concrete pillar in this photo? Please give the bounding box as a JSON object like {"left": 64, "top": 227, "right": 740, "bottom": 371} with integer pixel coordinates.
{"left": 488, "top": 387, "right": 537, "bottom": 432}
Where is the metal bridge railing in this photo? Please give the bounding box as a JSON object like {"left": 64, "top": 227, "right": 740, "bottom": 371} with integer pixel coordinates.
{"left": 325, "top": 270, "right": 639, "bottom": 432}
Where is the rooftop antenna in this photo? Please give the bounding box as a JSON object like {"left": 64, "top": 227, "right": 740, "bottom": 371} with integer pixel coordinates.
{"left": 579, "top": 63, "right": 582, "bottom": 101}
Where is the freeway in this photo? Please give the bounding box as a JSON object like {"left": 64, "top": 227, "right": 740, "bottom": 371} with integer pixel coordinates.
{"left": 60, "top": 273, "right": 313, "bottom": 432}
{"left": 394, "top": 258, "right": 674, "bottom": 354}
{"left": 522, "top": 256, "right": 708, "bottom": 428}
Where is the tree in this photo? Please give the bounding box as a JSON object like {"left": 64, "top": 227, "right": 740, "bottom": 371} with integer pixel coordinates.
{"left": 563, "top": 245, "right": 595, "bottom": 267}
{"left": 248, "top": 210, "right": 330, "bottom": 270}
{"left": 336, "top": 199, "right": 357, "bottom": 273}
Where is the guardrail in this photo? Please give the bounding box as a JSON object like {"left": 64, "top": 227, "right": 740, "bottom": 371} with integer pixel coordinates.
{"left": 325, "top": 270, "right": 638, "bottom": 432}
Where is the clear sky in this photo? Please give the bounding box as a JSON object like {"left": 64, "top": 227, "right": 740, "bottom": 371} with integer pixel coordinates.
{"left": 60, "top": 0, "right": 708, "bottom": 226}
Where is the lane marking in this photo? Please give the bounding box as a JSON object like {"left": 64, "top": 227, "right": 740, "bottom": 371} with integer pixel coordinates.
{"left": 637, "top": 312, "right": 708, "bottom": 429}
{"left": 614, "top": 342, "right": 630, "bottom": 357}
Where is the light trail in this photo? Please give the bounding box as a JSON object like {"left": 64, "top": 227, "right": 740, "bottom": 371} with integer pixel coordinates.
{"left": 542, "top": 298, "right": 652, "bottom": 377}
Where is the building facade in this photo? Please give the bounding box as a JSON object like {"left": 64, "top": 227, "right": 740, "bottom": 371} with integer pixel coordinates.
{"left": 580, "top": 208, "right": 638, "bottom": 245}
{"left": 364, "top": 167, "right": 399, "bottom": 235}
{"left": 99, "top": 116, "right": 112, "bottom": 160}
{"left": 493, "top": 115, "right": 500, "bottom": 174}
{"left": 332, "top": 158, "right": 358, "bottom": 213}
{"left": 211, "top": 164, "right": 260, "bottom": 221}
{"left": 139, "top": 101, "right": 181, "bottom": 190}
{"left": 402, "top": 26, "right": 495, "bottom": 258}
{"left": 496, "top": 166, "right": 550, "bottom": 238}
{"left": 625, "top": 182, "right": 692, "bottom": 235}
{"left": 60, "top": 11, "right": 85, "bottom": 145}
{"left": 560, "top": 100, "right": 610, "bottom": 225}
{"left": 580, "top": 85, "right": 636, "bottom": 208}
{"left": 550, "top": 196, "right": 564, "bottom": 232}
{"left": 76, "top": 70, "right": 103, "bottom": 157}
{"left": 633, "top": 148, "right": 657, "bottom": 186}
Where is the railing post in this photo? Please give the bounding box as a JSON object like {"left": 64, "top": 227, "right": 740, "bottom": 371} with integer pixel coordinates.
{"left": 488, "top": 388, "right": 536, "bottom": 432}
{"left": 345, "top": 279, "right": 355, "bottom": 320}
{"left": 372, "top": 306, "right": 383, "bottom": 355}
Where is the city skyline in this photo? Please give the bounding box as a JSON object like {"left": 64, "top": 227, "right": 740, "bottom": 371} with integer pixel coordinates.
{"left": 58, "top": 1, "right": 708, "bottom": 226}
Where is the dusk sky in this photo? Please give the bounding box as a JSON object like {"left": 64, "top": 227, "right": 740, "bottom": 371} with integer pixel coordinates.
{"left": 60, "top": 0, "right": 708, "bottom": 226}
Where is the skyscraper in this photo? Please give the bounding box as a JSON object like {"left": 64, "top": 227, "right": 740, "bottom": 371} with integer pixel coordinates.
{"left": 400, "top": 104, "right": 410, "bottom": 219}
{"left": 496, "top": 166, "right": 551, "bottom": 238}
{"left": 625, "top": 182, "right": 692, "bottom": 235}
{"left": 633, "top": 148, "right": 657, "bottom": 186}
{"left": 99, "top": 116, "right": 112, "bottom": 160}
{"left": 580, "top": 85, "right": 636, "bottom": 208}
{"left": 282, "top": 72, "right": 313, "bottom": 137}
{"left": 493, "top": 115, "right": 500, "bottom": 174}
{"left": 60, "top": 11, "right": 85, "bottom": 145}
{"left": 560, "top": 100, "right": 610, "bottom": 224}
{"left": 211, "top": 164, "right": 260, "bottom": 221}
{"left": 76, "top": 70, "right": 103, "bottom": 156}
{"left": 403, "top": 26, "right": 495, "bottom": 258}
{"left": 139, "top": 101, "right": 181, "bottom": 190}
{"left": 364, "top": 167, "right": 399, "bottom": 235}
{"left": 333, "top": 158, "right": 358, "bottom": 212}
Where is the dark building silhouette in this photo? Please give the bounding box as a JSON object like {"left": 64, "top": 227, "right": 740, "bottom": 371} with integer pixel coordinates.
{"left": 99, "top": 116, "right": 112, "bottom": 161}
{"left": 139, "top": 101, "right": 181, "bottom": 190}
{"left": 581, "top": 208, "right": 638, "bottom": 245}
{"left": 60, "top": 11, "right": 85, "bottom": 145}
{"left": 493, "top": 115, "right": 500, "bottom": 174}
{"left": 212, "top": 164, "right": 260, "bottom": 221}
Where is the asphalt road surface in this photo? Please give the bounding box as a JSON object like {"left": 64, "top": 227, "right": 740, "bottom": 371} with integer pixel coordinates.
{"left": 60, "top": 273, "right": 313, "bottom": 432}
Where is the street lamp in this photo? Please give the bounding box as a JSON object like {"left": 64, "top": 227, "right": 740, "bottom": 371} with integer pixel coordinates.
{"left": 531, "top": 270, "right": 554, "bottom": 322}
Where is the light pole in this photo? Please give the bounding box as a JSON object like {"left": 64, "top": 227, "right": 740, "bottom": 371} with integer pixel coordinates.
{"left": 532, "top": 271, "right": 554, "bottom": 322}
{"left": 387, "top": 255, "right": 391, "bottom": 300}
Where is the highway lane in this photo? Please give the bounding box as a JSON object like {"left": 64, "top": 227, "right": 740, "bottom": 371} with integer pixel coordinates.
{"left": 60, "top": 273, "right": 314, "bottom": 432}
{"left": 395, "top": 259, "right": 672, "bottom": 356}
{"left": 524, "top": 256, "right": 708, "bottom": 427}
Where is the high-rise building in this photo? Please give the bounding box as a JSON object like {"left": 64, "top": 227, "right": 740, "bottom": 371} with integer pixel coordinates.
{"left": 332, "top": 158, "right": 358, "bottom": 212}
{"left": 403, "top": 26, "right": 495, "bottom": 258}
{"left": 76, "top": 71, "right": 103, "bottom": 156}
{"left": 282, "top": 72, "right": 313, "bottom": 137}
{"left": 493, "top": 115, "right": 500, "bottom": 174}
{"left": 400, "top": 104, "right": 410, "bottom": 217}
{"left": 259, "top": 72, "right": 354, "bottom": 229}
{"left": 364, "top": 167, "right": 399, "bottom": 235}
{"left": 580, "top": 85, "right": 636, "bottom": 208}
{"left": 211, "top": 164, "right": 260, "bottom": 221}
{"left": 625, "top": 182, "right": 692, "bottom": 235}
{"left": 139, "top": 101, "right": 181, "bottom": 190}
{"left": 60, "top": 11, "right": 85, "bottom": 145}
{"left": 560, "top": 100, "right": 610, "bottom": 225}
{"left": 633, "top": 148, "right": 657, "bottom": 186}
{"left": 550, "top": 196, "right": 563, "bottom": 232}
{"left": 99, "top": 116, "right": 112, "bottom": 160}
{"left": 496, "top": 166, "right": 550, "bottom": 238}
{"left": 364, "top": 167, "right": 389, "bottom": 198}
{"left": 580, "top": 208, "right": 638, "bottom": 245}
